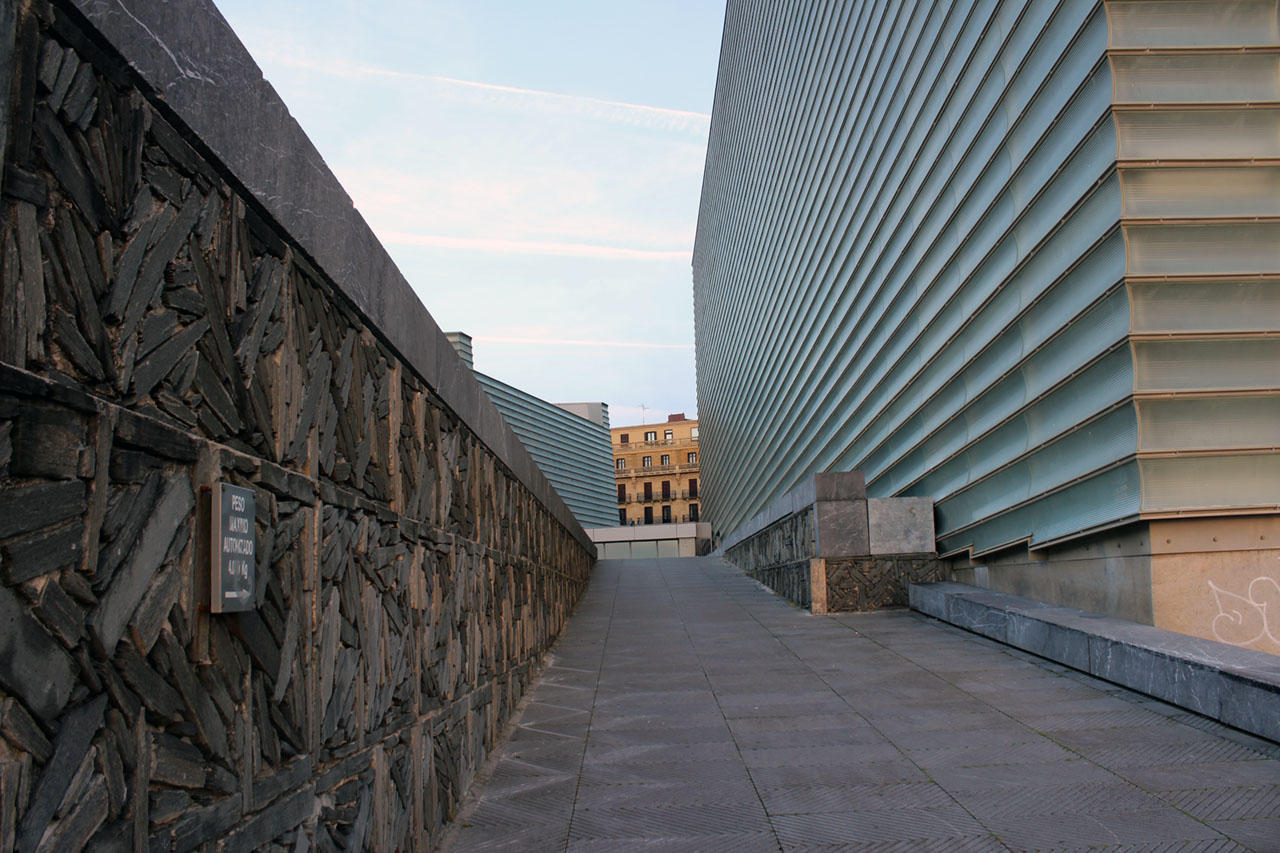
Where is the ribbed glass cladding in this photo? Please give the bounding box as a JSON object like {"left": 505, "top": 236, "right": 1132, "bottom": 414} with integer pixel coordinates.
{"left": 475, "top": 375, "right": 616, "bottom": 529}
{"left": 693, "top": 0, "right": 1280, "bottom": 555}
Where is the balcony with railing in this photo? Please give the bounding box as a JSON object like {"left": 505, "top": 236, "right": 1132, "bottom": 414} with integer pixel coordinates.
{"left": 615, "top": 462, "right": 699, "bottom": 476}
{"left": 615, "top": 435, "right": 699, "bottom": 451}
{"left": 618, "top": 489, "right": 700, "bottom": 505}
{"left": 615, "top": 514, "right": 701, "bottom": 526}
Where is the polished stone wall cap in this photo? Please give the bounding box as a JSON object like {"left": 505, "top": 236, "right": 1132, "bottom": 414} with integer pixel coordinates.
{"left": 722, "top": 471, "right": 867, "bottom": 552}
{"left": 63, "top": 0, "right": 592, "bottom": 553}
{"left": 812, "top": 471, "right": 866, "bottom": 502}
{"left": 911, "top": 582, "right": 1280, "bottom": 744}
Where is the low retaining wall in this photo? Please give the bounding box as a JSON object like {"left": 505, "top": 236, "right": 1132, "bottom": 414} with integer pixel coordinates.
{"left": 722, "top": 473, "right": 940, "bottom": 612}
{"left": 0, "top": 1, "right": 593, "bottom": 849}
{"left": 911, "top": 582, "right": 1280, "bottom": 744}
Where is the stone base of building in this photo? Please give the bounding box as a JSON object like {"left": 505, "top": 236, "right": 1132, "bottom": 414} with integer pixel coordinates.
{"left": 723, "top": 472, "right": 939, "bottom": 613}
{"left": 821, "top": 555, "right": 943, "bottom": 613}
{"left": 944, "top": 516, "right": 1280, "bottom": 657}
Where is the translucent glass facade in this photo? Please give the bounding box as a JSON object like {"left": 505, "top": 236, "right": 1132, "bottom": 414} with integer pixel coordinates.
{"left": 693, "top": 0, "right": 1280, "bottom": 557}
{"left": 475, "top": 374, "right": 617, "bottom": 529}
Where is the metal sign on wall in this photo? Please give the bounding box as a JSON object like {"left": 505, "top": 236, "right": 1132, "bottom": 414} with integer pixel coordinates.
{"left": 211, "top": 483, "right": 256, "bottom": 613}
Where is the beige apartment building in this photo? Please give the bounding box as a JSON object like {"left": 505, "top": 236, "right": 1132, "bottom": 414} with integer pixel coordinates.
{"left": 613, "top": 414, "right": 700, "bottom": 526}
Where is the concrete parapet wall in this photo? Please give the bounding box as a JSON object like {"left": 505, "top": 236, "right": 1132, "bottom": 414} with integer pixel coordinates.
{"left": 911, "top": 582, "right": 1280, "bottom": 744}
{"left": 722, "top": 473, "right": 939, "bottom": 612}
{"left": 0, "top": 1, "right": 593, "bottom": 849}
{"left": 944, "top": 516, "right": 1280, "bottom": 657}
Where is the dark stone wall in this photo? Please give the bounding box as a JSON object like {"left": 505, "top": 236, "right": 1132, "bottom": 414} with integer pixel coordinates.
{"left": 0, "top": 2, "right": 593, "bottom": 850}
{"left": 724, "top": 509, "right": 814, "bottom": 609}
{"left": 826, "top": 557, "right": 942, "bottom": 612}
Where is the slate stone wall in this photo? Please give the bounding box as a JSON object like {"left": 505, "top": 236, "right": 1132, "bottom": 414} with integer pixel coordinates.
{"left": 0, "top": 2, "right": 593, "bottom": 850}
{"left": 724, "top": 509, "right": 814, "bottom": 609}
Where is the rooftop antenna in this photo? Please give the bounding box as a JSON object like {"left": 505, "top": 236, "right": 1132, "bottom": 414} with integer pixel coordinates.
{"left": 640, "top": 404, "right": 647, "bottom": 425}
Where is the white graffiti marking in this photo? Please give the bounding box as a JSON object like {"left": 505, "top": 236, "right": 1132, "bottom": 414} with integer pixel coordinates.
{"left": 1208, "top": 577, "right": 1280, "bottom": 648}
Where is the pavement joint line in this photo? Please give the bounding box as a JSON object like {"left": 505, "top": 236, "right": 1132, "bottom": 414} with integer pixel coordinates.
{"left": 450, "top": 558, "right": 1280, "bottom": 851}
{"left": 832, "top": 610, "right": 1253, "bottom": 847}
{"left": 664, "top": 557, "right": 786, "bottom": 852}
{"left": 563, "top": 565, "right": 624, "bottom": 852}
{"left": 700, "top": 576, "right": 1016, "bottom": 851}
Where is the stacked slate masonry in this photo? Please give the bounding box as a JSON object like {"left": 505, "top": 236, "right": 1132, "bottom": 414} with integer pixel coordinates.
{"left": 0, "top": 1, "right": 593, "bottom": 850}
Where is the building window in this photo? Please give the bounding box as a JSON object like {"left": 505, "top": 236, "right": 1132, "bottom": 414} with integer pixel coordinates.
{"left": 661, "top": 454, "right": 670, "bottom": 466}
{"left": 642, "top": 456, "right": 652, "bottom": 468}
{"left": 618, "top": 508, "right": 626, "bottom": 524}
{"left": 644, "top": 506, "right": 653, "bottom": 525}
{"left": 616, "top": 458, "right": 626, "bottom": 470}
{"left": 691, "top": 427, "right": 699, "bottom": 439}
{"left": 689, "top": 478, "right": 698, "bottom": 498}
{"left": 690, "top": 503, "right": 699, "bottom": 521}
{"left": 617, "top": 484, "right": 626, "bottom": 503}
{"left": 687, "top": 452, "right": 697, "bottom": 464}
{"left": 661, "top": 480, "right": 671, "bottom": 500}
{"left": 664, "top": 429, "right": 673, "bottom": 441}
{"left": 644, "top": 482, "right": 653, "bottom": 500}
{"left": 644, "top": 430, "right": 657, "bottom": 442}
{"left": 662, "top": 505, "right": 672, "bottom": 523}
{"left": 620, "top": 433, "right": 629, "bottom": 444}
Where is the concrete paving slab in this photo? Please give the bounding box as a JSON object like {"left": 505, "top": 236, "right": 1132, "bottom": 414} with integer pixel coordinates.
{"left": 445, "top": 557, "right": 1280, "bottom": 852}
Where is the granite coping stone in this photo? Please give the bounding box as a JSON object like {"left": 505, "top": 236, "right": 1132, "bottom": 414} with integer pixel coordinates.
{"left": 720, "top": 472, "right": 865, "bottom": 552}
{"left": 910, "top": 581, "right": 1280, "bottom": 743}
{"left": 59, "top": 0, "right": 593, "bottom": 554}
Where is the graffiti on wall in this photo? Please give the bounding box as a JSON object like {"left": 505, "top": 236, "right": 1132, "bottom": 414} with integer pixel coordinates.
{"left": 1208, "top": 576, "right": 1280, "bottom": 650}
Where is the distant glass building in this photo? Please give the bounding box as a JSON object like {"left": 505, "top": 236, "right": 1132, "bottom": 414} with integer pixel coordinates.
{"left": 694, "top": 0, "right": 1280, "bottom": 649}
{"left": 446, "top": 333, "right": 616, "bottom": 529}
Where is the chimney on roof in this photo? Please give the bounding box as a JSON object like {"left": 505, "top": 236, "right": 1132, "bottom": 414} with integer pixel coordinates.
{"left": 668, "top": 413, "right": 685, "bottom": 422}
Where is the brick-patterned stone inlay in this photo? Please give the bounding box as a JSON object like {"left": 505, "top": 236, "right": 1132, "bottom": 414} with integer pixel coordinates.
{"left": 826, "top": 557, "right": 943, "bottom": 612}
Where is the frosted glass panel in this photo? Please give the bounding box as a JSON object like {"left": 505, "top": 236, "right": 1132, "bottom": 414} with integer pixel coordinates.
{"left": 1122, "top": 167, "right": 1280, "bottom": 218}
{"left": 1130, "top": 280, "right": 1280, "bottom": 333}
{"left": 1116, "top": 110, "right": 1280, "bottom": 160}
{"left": 1140, "top": 454, "right": 1280, "bottom": 513}
{"left": 1134, "top": 338, "right": 1280, "bottom": 392}
{"left": 1108, "top": 1, "right": 1280, "bottom": 48}
{"left": 631, "top": 541, "right": 658, "bottom": 559}
{"left": 1138, "top": 396, "right": 1280, "bottom": 451}
{"left": 1112, "top": 54, "right": 1280, "bottom": 104}
{"left": 600, "top": 542, "right": 631, "bottom": 559}
{"left": 1126, "top": 223, "right": 1280, "bottom": 276}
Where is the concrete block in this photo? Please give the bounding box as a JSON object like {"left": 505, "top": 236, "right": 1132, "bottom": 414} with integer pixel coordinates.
{"left": 949, "top": 594, "right": 1009, "bottom": 643}
{"left": 814, "top": 500, "right": 868, "bottom": 558}
{"left": 1007, "top": 614, "right": 1089, "bottom": 671}
{"left": 868, "top": 498, "right": 934, "bottom": 555}
{"left": 1218, "top": 672, "right": 1280, "bottom": 743}
{"left": 1090, "top": 637, "right": 1222, "bottom": 719}
{"left": 910, "top": 581, "right": 1280, "bottom": 746}
{"left": 907, "top": 582, "right": 948, "bottom": 619}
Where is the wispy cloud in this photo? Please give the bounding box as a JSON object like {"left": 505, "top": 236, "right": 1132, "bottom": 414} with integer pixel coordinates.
{"left": 377, "top": 229, "right": 690, "bottom": 261}
{"left": 475, "top": 336, "right": 694, "bottom": 349}
{"left": 256, "top": 44, "right": 711, "bottom": 136}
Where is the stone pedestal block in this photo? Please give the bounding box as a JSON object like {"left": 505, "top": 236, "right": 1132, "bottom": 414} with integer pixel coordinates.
{"left": 814, "top": 499, "right": 868, "bottom": 558}
{"left": 868, "top": 497, "right": 935, "bottom": 555}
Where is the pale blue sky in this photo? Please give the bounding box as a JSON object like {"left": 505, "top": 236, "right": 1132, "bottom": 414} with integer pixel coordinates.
{"left": 210, "top": 0, "right": 726, "bottom": 426}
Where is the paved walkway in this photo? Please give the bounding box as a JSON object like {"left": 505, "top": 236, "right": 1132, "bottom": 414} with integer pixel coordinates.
{"left": 446, "top": 557, "right": 1280, "bottom": 852}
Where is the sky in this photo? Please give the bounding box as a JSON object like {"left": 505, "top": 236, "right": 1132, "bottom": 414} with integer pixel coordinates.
{"left": 210, "top": 0, "right": 726, "bottom": 428}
